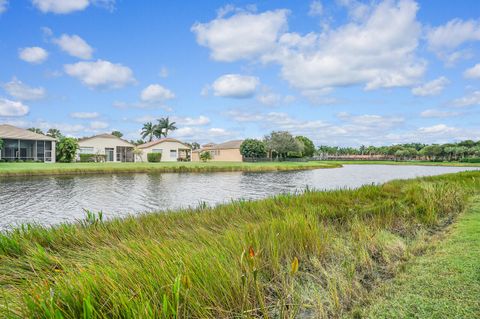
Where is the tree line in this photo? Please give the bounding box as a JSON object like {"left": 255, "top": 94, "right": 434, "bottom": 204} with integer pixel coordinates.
{"left": 318, "top": 140, "right": 480, "bottom": 162}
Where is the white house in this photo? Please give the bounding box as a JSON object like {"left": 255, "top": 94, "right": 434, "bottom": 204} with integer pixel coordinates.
{"left": 0, "top": 124, "right": 56, "bottom": 162}
{"left": 136, "top": 138, "right": 191, "bottom": 162}
{"left": 77, "top": 134, "right": 135, "bottom": 162}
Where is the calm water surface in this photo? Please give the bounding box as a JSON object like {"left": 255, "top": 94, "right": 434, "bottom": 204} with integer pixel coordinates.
{"left": 0, "top": 164, "right": 478, "bottom": 230}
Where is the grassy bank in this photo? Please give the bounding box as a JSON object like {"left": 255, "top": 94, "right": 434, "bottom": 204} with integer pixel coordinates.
{"left": 0, "top": 161, "right": 340, "bottom": 177}
{"left": 0, "top": 172, "right": 478, "bottom": 318}
{"left": 330, "top": 160, "right": 480, "bottom": 167}
{"left": 360, "top": 196, "right": 480, "bottom": 319}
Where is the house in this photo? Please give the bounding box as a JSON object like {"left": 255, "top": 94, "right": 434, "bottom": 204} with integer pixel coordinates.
{"left": 0, "top": 124, "right": 57, "bottom": 162}
{"left": 136, "top": 138, "right": 191, "bottom": 162}
{"left": 191, "top": 140, "right": 244, "bottom": 162}
{"left": 78, "top": 134, "right": 135, "bottom": 162}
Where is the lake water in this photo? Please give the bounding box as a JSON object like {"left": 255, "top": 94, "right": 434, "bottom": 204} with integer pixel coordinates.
{"left": 0, "top": 164, "right": 478, "bottom": 230}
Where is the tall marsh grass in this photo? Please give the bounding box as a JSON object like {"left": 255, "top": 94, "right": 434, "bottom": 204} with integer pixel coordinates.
{"left": 0, "top": 172, "right": 478, "bottom": 318}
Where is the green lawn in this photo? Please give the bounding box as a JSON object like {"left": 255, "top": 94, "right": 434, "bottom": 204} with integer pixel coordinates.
{"left": 0, "top": 161, "right": 340, "bottom": 177}
{"left": 359, "top": 196, "right": 480, "bottom": 319}
{"left": 330, "top": 160, "right": 480, "bottom": 167}
{"left": 0, "top": 171, "right": 478, "bottom": 317}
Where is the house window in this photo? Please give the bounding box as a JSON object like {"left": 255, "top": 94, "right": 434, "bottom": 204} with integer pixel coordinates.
{"left": 170, "top": 149, "right": 177, "bottom": 158}
{"left": 79, "top": 147, "right": 94, "bottom": 154}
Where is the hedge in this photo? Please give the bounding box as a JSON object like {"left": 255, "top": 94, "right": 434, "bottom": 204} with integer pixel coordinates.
{"left": 147, "top": 152, "right": 162, "bottom": 162}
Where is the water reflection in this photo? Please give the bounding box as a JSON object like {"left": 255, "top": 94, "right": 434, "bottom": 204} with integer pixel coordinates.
{"left": 0, "top": 165, "right": 478, "bottom": 230}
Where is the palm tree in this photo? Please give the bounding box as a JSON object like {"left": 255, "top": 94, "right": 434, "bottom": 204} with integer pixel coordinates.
{"left": 141, "top": 122, "right": 155, "bottom": 142}
{"left": 28, "top": 127, "right": 44, "bottom": 134}
{"left": 157, "top": 117, "right": 177, "bottom": 137}
{"left": 47, "top": 128, "right": 62, "bottom": 139}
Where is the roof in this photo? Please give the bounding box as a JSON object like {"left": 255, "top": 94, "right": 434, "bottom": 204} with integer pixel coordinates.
{"left": 0, "top": 124, "right": 56, "bottom": 141}
{"left": 193, "top": 140, "right": 243, "bottom": 152}
{"left": 78, "top": 134, "right": 134, "bottom": 146}
{"left": 137, "top": 138, "right": 191, "bottom": 149}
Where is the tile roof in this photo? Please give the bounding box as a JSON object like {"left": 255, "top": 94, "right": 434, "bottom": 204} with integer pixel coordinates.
{"left": 192, "top": 140, "right": 243, "bottom": 152}
{"left": 137, "top": 138, "right": 190, "bottom": 149}
{"left": 0, "top": 124, "right": 56, "bottom": 141}
{"left": 78, "top": 133, "right": 134, "bottom": 145}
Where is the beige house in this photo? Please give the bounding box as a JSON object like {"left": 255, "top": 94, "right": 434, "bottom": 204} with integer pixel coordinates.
{"left": 191, "top": 140, "right": 243, "bottom": 162}
{"left": 0, "top": 124, "right": 56, "bottom": 162}
{"left": 77, "top": 134, "right": 135, "bottom": 162}
{"left": 136, "top": 138, "right": 191, "bottom": 162}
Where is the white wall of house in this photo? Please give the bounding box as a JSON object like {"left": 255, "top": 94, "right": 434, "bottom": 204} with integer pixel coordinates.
{"left": 78, "top": 137, "right": 134, "bottom": 162}
{"left": 137, "top": 141, "right": 189, "bottom": 162}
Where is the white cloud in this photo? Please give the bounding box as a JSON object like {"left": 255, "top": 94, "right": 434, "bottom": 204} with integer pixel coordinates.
{"left": 64, "top": 60, "right": 135, "bottom": 88}
{"left": 89, "top": 121, "right": 109, "bottom": 129}
{"left": 140, "top": 84, "right": 175, "bottom": 102}
{"left": 212, "top": 74, "right": 259, "bottom": 98}
{"left": 411, "top": 76, "right": 449, "bottom": 96}
{"left": 53, "top": 34, "right": 93, "bottom": 59}
{"left": 420, "top": 109, "right": 460, "bottom": 118}
{"left": 159, "top": 66, "right": 169, "bottom": 78}
{"left": 70, "top": 112, "right": 99, "bottom": 119}
{"left": 427, "top": 18, "right": 480, "bottom": 52}
{"left": 418, "top": 124, "right": 457, "bottom": 134}
{"left": 170, "top": 126, "right": 236, "bottom": 143}
{"left": 172, "top": 115, "right": 210, "bottom": 126}
{"left": 32, "top": 0, "right": 89, "bottom": 14}
{"left": 0, "top": 98, "right": 29, "bottom": 116}
{"left": 18, "top": 47, "right": 48, "bottom": 64}
{"left": 3, "top": 78, "right": 46, "bottom": 101}
{"left": 267, "top": 0, "right": 425, "bottom": 91}
{"left": 452, "top": 91, "right": 480, "bottom": 107}
{"left": 192, "top": 9, "right": 289, "bottom": 61}
{"left": 256, "top": 91, "right": 296, "bottom": 106}
{"left": 0, "top": 0, "right": 8, "bottom": 14}
{"left": 308, "top": 1, "right": 323, "bottom": 16}
{"left": 464, "top": 63, "right": 480, "bottom": 79}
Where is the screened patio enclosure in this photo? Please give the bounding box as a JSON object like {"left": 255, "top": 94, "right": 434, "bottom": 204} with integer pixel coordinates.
{"left": 0, "top": 125, "right": 56, "bottom": 162}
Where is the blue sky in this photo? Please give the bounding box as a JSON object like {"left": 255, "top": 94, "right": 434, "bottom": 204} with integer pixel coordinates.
{"left": 0, "top": 0, "right": 480, "bottom": 146}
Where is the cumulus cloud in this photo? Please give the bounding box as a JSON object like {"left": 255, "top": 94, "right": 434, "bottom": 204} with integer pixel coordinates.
{"left": 70, "top": 112, "right": 99, "bottom": 119}
{"left": 308, "top": 1, "right": 323, "bottom": 16}
{"left": 140, "top": 84, "right": 175, "bottom": 102}
{"left": 172, "top": 115, "right": 210, "bottom": 126}
{"left": 212, "top": 74, "right": 259, "bottom": 98}
{"left": 89, "top": 120, "right": 109, "bottom": 129}
{"left": 420, "top": 109, "right": 460, "bottom": 118}
{"left": 256, "top": 90, "right": 296, "bottom": 106}
{"left": 64, "top": 60, "right": 135, "bottom": 88}
{"left": 411, "top": 76, "right": 449, "bottom": 96}
{"left": 418, "top": 124, "right": 457, "bottom": 134}
{"left": 464, "top": 63, "right": 480, "bottom": 79}
{"left": 18, "top": 47, "right": 48, "bottom": 64}
{"left": 0, "top": 98, "right": 29, "bottom": 116}
{"left": 31, "top": 0, "right": 115, "bottom": 14}
{"left": 53, "top": 34, "right": 93, "bottom": 59}
{"left": 3, "top": 78, "right": 46, "bottom": 101}
{"left": 192, "top": 9, "right": 289, "bottom": 61}
{"left": 452, "top": 91, "right": 480, "bottom": 107}
{"left": 426, "top": 18, "right": 480, "bottom": 52}
{"left": 0, "top": 0, "right": 8, "bottom": 14}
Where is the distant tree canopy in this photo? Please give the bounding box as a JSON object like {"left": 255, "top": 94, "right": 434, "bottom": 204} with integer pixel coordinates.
{"left": 28, "top": 128, "right": 44, "bottom": 135}
{"left": 111, "top": 131, "right": 123, "bottom": 138}
{"left": 264, "top": 131, "right": 303, "bottom": 158}
{"left": 47, "top": 128, "right": 63, "bottom": 139}
{"left": 317, "top": 140, "right": 480, "bottom": 162}
{"left": 295, "top": 136, "right": 315, "bottom": 157}
{"left": 191, "top": 142, "right": 201, "bottom": 150}
{"left": 0, "top": 138, "right": 3, "bottom": 150}
{"left": 240, "top": 139, "right": 267, "bottom": 158}
{"left": 56, "top": 137, "right": 79, "bottom": 163}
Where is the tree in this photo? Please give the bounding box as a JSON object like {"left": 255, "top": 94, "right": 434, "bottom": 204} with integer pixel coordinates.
{"left": 240, "top": 139, "right": 267, "bottom": 158}
{"left": 264, "top": 131, "right": 303, "bottom": 159}
{"left": 156, "top": 117, "right": 177, "bottom": 138}
{"left": 28, "top": 128, "right": 44, "bottom": 135}
{"left": 111, "top": 131, "right": 123, "bottom": 138}
{"left": 141, "top": 122, "right": 156, "bottom": 142}
{"left": 0, "top": 138, "right": 3, "bottom": 150}
{"left": 200, "top": 151, "right": 212, "bottom": 162}
{"left": 47, "top": 128, "right": 63, "bottom": 139}
{"left": 56, "top": 137, "right": 79, "bottom": 162}
{"left": 191, "top": 142, "right": 201, "bottom": 150}
{"left": 133, "top": 147, "right": 144, "bottom": 162}
{"left": 295, "top": 136, "right": 315, "bottom": 157}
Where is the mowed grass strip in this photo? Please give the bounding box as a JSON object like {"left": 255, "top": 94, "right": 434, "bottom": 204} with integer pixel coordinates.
{"left": 0, "top": 161, "right": 340, "bottom": 177}
{"left": 0, "top": 172, "right": 478, "bottom": 318}
{"left": 359, "top": 196, "right": 480, "bottom": 319}
{"left": 330, "top": 160, "right": 480, "bottom": 167}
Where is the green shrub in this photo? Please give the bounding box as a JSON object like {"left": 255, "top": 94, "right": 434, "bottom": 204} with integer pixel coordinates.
{"left": 147, "top": 152, "right": 162, "bottom": 162}
{"left": 200, "top": 151, "right": 212, "bottom": 162}
{"left": 460, "top": 158, "right": 480, "bottom": 163}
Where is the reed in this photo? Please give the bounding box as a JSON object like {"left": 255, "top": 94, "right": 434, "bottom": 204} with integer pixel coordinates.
{"left": 0, "top": 171, "right": 478, "bottom": 318}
